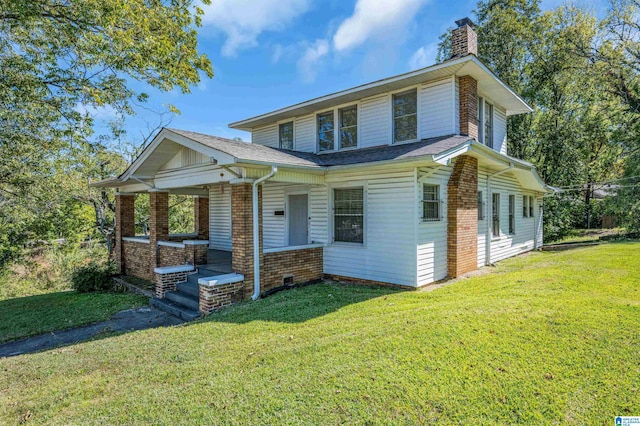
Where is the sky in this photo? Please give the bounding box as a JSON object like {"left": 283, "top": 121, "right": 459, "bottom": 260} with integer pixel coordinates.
{"left": 99, "top": 0, "right": 608, "bottom": 143}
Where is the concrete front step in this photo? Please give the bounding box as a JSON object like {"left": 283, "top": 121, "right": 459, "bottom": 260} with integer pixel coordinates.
{"left": 177, "top": 281, "right": 200, "bottom": 298}
{"left": 164, "top": 290, "right": 199, "bottom": 311}
{"left": 150, "top": 298, "right": 200, "bottom": 321}
{"left": 187, "top": 273, "right": 206, "bottom": 285}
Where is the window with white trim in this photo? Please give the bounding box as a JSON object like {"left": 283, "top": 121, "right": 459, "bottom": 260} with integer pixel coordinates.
{"left": 509, "top": 195, "right": 516, "bottom": 234}
{"left": 393, "top": 89, "right": 417, "bottom": 143}
{"left": 492, "top": 193, "right": 500, "bottom": 236}
{"left": 529, "top": 196, "right": 534, "bottom": 218}
{"left": 279, "top": 121, "right": 294, "bottom": 150}
{"left": 422, "top": 184, "right": 441, "bottom": 221}
{"left": 477, "top": 97, "right": 484, "bottom": 143}
{"left": 523, "top": 195, "right": 529, "bottom": 218}
{"left": 317, "top": 111, "right": 335, "bottom": 152}
{"left": 485, "top": 102, "right": 494, "bottom": 148}
{"left": 333, "top": 187, "right": 364, "bottom": 244}
{"left": 339, "top": 105, "right": 357, "bottom": 149}
{"left": 478, "top": 191, "right": 485, "bottom": 220}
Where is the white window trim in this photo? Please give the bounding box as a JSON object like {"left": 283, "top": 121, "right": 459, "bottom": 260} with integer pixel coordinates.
{"left": 278, "top": 119, "right": 295, "bottom": 150}
{"left": 328, "top": 181, "right": 367, "bottom": 247}
{"left": 477, "top": 94, "right": 496, "bottom": 149}
{"left": 420, "top": 183, "right": 443, "bottom": 222}
{"left": 315, "top": 102, "right": 360, "bottom": 153}
{"left": 491, "top": 192, "right": 501, "bottom": 240}
{"left": 478, "top": 190, "right": 486, "bottom": 221}
{"left": 390, "top": 86, "right": 420, "bottom": 145}
{"left": 418, "top": 177, "right": 446, "bottom": 225}
{"left": 508, "top": 193, "right": 516, "bottom": 235}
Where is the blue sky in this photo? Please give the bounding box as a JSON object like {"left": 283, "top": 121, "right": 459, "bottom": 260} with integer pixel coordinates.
{"left": 101, "top": 0, "right": 608, "bottom": 144}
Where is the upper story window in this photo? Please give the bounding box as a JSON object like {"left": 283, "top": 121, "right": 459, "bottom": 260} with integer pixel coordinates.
{"left": 279, "top": 121, "right": 294, "bottom": 150}
{"left": 317, "top": 111, "right": 335, "bottom": 152}
{"left": 339, "top": 105, "right": 358, "bottom": 149}
{"left": 317, "top": 105, "right": 358, "bottom": 152}
{"left": 484, "top": 102, "right": 494, "bottom": 148}
{"left": 393, "top": 89, "right": 417, "bottom": 143}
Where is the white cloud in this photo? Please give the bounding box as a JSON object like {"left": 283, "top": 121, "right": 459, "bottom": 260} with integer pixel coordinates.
{"left": 333, "top": 0, "right": 428, "bottom": 52}
{"left": 408, "top": 42, "right": 438, "bottom": 70}
{"left": 202, "top": 0, "right": 311, "bottom": 56}
{"left": 297, "top": 39, "right": 330, "bottom": 83}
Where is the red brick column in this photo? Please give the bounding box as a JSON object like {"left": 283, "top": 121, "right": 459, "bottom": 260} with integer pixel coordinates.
{"left": 149, "top": 191, "right": 169, "bottom": 276}
{"left": 231, "top": 183, "right": 263, "bottom": 300}
{"left": 114, "top": 193, "right": 135, "bottom": 274}
{"left": 195, "top": 196, "right": 209, "bottom": 240}
{"left": 447, "top": 155, "right": 478, "bottom": 278}
{"left": 459, "top": 75, "right": 478, "bottom": 140}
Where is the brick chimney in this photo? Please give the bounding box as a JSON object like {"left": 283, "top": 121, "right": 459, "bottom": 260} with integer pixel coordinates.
{"left": 451, "top": 17, "right": 477, "bottom": 58}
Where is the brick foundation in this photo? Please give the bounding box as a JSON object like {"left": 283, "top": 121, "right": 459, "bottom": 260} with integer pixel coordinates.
{"left": 323, "top": 274, "right": 415, "bottom": 290}
{"left": 262, "top": 247, "right": 323, "bottom": 292}
{"left": 447, "top": 155, "right": 478, "bottom": 277}
{"left": 199, "top": 281, "right": 244, "bottom": 314}
{"left": 459, "top": 75, "right": 478, "bottom": 140}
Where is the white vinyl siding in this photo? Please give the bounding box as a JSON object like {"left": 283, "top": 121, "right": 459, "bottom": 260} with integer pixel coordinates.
{"left": 360, "top": 94, "right": 391, "bottom": 148}
{"left": 294, "top": 115, "right": 315, "bottom": 152}
{"left": 262, "top": 183, "right": 287, "bottom": 248}
{"left": 252, "top": 124, "right": 278, "bottom": 147}
{"left": 420, "top": 79, "right": 455, "bottom": 139}
{"left": 324, "top": 167, "right": 416, "bottom": 287}
{"left": 495, "top": 107, "right": 508, "bottom": 155}
{"left": 417, "top": 166, "right": 450, "bottom": 286}
{"left": 209, "top": 185, "right": 232, "bottom": 251}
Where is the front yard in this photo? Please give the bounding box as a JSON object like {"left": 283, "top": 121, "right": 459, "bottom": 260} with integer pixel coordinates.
{"left": 0, "top": 242, "right": 638, "bottom": 424}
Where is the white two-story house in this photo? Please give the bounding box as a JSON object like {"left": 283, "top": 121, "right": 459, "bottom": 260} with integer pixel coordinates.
{"left": 95, "top": 18, "right": 549, "bottom": 318}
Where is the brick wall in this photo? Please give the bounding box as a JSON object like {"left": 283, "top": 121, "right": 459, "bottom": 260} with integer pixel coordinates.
{"left": 199, "top": 282, "right": 244, "bottom": 314}
{"left": 149, "top": 191, "right": 169, "bottom": 245}
{"left": 185, "top": 244, "right": 208, "bottom": 266}
{"left": 114, "top": 194, "right": 135, "bottom": 274}
{"left": 262, "top": 247, "right": 323, "bottom": 292}
{"left": 154, "top": 270, "right": 189, "bottom": 298}
{"left": 451, "top": 23, "right": 477, "bottom": 58}
{"left": 195, "top": 196, "right": 209, "bottom": 240}
{"left": 158, "top": 244, "right": 186, "bottom": 267}
{"left": 447, "top": 155, "right": 478, "bottom": 277}
{"left": 231, "top": 183, "right": 263, "bottom": 299}
{"left": 122, "top": 241, "right": 154, "bottom": 281}
{"left": 459, "top": 75, "right": 478, "bottom": 140}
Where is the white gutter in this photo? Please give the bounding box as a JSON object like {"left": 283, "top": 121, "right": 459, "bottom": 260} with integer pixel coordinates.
{"left": 251, "top": 166, "right": 278, "bottom": 300}
{"left": 485, "top": 163, "right": 514, "bottom": 265}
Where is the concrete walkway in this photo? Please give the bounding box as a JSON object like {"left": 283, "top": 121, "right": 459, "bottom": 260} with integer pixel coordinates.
{"left": 0, "top": 306, "right": 184, "bottom": 358}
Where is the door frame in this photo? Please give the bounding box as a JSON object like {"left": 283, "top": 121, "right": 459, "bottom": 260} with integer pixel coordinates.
{"left": 285, "top": 188, "right": 310, "bottom": 246}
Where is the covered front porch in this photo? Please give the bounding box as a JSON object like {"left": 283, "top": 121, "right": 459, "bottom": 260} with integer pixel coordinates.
{"left": 102, "top": 129, "right": 327, "bottom": 316}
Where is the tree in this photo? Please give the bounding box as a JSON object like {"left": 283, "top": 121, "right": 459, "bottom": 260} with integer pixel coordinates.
{"left": 0, "top": 0, "right": 214, "bottom": 264}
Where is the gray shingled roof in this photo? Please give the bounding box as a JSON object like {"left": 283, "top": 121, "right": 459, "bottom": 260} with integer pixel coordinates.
{"left": 167, "top": 128, "right": 471, "bottom": 168}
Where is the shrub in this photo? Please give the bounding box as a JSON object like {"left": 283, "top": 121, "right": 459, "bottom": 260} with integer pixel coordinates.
{"left": 71, "top": 262, "right": 115, "bottom": 293}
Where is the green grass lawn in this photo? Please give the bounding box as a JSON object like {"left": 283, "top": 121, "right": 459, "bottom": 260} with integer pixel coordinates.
{"left": 0, "top": 292, "right": 147, "bottom": 343}
{"left": 1, "top": 243, "right": 638, "bottom": 424}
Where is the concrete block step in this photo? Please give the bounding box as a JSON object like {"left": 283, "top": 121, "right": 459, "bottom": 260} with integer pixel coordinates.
{"left": 177, "top": 282, "right": 200, "bottom": 298}
{"left": 150, "top": 298, "right": 200, "bottom": 322}
{"left": 165, "top": 291, "right": 199, "bottom": 311}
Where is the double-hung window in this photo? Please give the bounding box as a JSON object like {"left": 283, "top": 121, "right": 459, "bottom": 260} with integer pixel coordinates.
{"left": 339, "top": 106, "right": 358, "bottom": 149}
{"left": 393, "top": 89, "right": 417, "bottom": 143}
{"left": 422, "top": 184, "right": 440, "bottom": 221}
{"left": 333, "top": 187, "right": 364, "bottom": 244}
{"left": 317, "top": 111, "right": 335, "bottom": 152}
{"left": 478, "top": 191, "right": 485, "bottom": 220}
{"left": 529, "top": 196, "right": 534, "bottom": 218}
{"left": 477, "top": 97, "right": 485, "bottom": 143}
{"left": 523, "top": 195, "right": 529, "bottom": 218}
{"left": 509, "top": 195, "right": 516, "bottom": 234}
{"left": 279, "top": 122, "right": 294, "bottom": 150}
{"left": 492, "top": 193, "right": 500, "bottom": 237}
{"left": 484, "top": 102, "right": 494, "bottom": 148}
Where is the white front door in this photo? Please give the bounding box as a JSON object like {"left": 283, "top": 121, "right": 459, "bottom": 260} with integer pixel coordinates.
{"left": 288, "top": 194, "right": 309, "bottom": 246}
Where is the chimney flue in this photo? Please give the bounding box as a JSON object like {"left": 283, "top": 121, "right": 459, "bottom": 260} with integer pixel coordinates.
{"left": 451, "top": 17, "right": 477, "bottom": 58}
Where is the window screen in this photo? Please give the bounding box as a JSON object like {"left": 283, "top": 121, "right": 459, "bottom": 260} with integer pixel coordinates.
{"left": 422, "top": 184, "right": 440, "bottom": 221}
{"left": 393, "top": 90, "right": 417, "bottom": 143}
{"left": 333, "top": 187, "right": 364, "bottom": 243}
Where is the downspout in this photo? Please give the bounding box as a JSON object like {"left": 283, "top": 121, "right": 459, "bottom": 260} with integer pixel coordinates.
{"left": 252, "top": 166, "right": 278, "bottom": 300}
{"left": 485, "top": 163, "right": 514, "bottom": 265}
